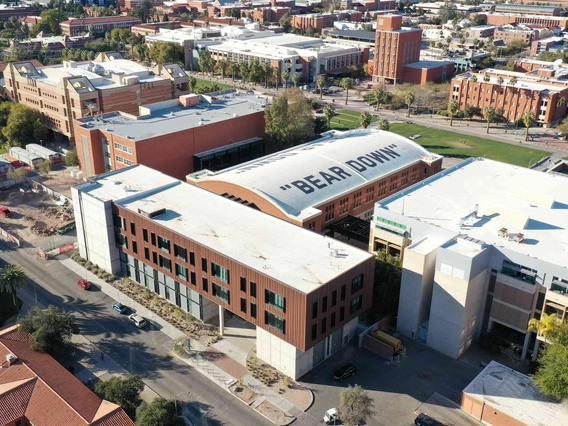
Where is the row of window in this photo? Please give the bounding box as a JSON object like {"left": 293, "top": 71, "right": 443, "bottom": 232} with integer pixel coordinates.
{"left": 114, "top": 142, "right": 133, "bottom": 154}
{"left": 311, "top": 295, "right": 363, "bottom": 340}
{"left": 311, "top": 274, "right": 364, "bottom": 319}
{"left": 116, "top": 156, "right": 134, "bottom": 166}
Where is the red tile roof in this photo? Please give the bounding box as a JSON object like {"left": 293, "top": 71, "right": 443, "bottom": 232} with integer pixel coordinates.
{"left": 61, "top": 16, "right": 141, "bottom": 26}
{"left": 0, "top": 325, "right": 135, "bottom": 426}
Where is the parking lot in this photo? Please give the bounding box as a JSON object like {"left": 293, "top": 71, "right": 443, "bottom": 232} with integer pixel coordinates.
{"left": 300, "top": 337, "right": 481, "bottom": 426}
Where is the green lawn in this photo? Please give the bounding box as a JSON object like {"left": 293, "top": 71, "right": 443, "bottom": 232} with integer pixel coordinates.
{"left": 330, "top": 110, "right": 378, "bottom": 131}
{"left": 192, "top": 77, "right": 233, "bottom": 92}
{"left": 389, "top": 123, "right": 549, "bottom": 167}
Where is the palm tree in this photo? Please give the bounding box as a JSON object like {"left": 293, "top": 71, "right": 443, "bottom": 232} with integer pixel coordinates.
{"left": 376, "top": 118, "right": 390, "bottom": 131}
{"left": 217, "top": 60, "right": 229, "bottom": 79}
{"left": 230, "top": 61, "right": 239, "bottom": 83}
{"left": 359, "top": 111, "right": 372, "bottom": 129}
{"left": 292, "top": 72, "right": 300, "bottom": 88}
{"left": 189, "top": 76, "right": 197, "bottom": 93}
{"left": 404, "top": 92, "right": 415, "bottom": 118}
{"left": 273, "top": 66, "right": 281, "bottom": 90}
{"left": 483, "top": 73, "right": 490, "bottom": 82}
{"left": 317, "top": 76, "right": 326, "bottom": 100}
{"left": 509, "top": 76, "right": 518, "bottom": 87}
{"left": 262, "top": 62, "right": 272, "bottom": 88}
{"left": 496, "top": 76, "right": 504, "bottom": 87}
{"left": 447, "top": 99, "right": 459, "bottom": 126}
{"left": 372, "top": 86, "right": 385, "bottom": 111}
{"left": 522, "top": 111, "right": 535, "bottom": 142}
{"left": 282, "top": 68, "right": 290, "bottom": 90}
{"left": 556, "top": 95, "right": 566, "bottom": 109}
{"left": 341, "top": 77, "right": 353, "bottom": 105}
{"left": 528, "top": 312, "right": 560, "bottom": 361}
{"left": 240, "top": 62, "right": 250, "bottom": 84}
{"left": 471, "top": 75, "right": 478, "bottom": 83}
{"left": 0, "top": 264, "right": 27, "bottom": 311}
{"left": 483, "top": 105, "right": 496, "bottom": 133}
{"left": 323, "top": 103, "right": 336, "bottom": 130}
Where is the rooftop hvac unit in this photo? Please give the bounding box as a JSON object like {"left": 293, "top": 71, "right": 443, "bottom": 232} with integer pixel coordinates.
{"left": 5, "top": 354, "right": 17, "bottom": 365}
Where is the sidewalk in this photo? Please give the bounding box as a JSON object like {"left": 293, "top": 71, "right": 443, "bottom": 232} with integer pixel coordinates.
{"left": 58, "top": 255, "right": 311, "bottom": 425}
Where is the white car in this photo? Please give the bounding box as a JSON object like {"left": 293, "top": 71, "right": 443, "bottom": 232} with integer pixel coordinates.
{"left": 323, "top": 408, "right": 339, "bottom": 424}
{"left": 129, "top": 314, "right": 147, "bottom": 328}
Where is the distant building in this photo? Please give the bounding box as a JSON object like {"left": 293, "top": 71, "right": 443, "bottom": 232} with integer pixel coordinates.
{"left": 403, "top": 60, "right": 455, "bottom": 84}
{"left": 476, "top": 13, "right": 568, "bottom": 30}
{"left": 131, "top": 21, "right": 183, "bottom": 36}
{"left": 494, "top": 26, "right": 537, "bottom": 45}
{"left": 60, "top": 16, "right": 142, "bottom": 36}
{"left": 0, "top": 5, "right": 35, "bottom": 21}
{"left": 467, "top": 25, "right": 496, "bottom": 39}
{"left": 494, "top": 4, "right": 560, "bottom": 17}
{"left": 530, "top": 36, "right": 566, "bottom": 56}
{"left": 3, "top": 32, "right": 95, "bottom": 61}
{"left": 291, "top": 10, "right": 362, "bottom": 32}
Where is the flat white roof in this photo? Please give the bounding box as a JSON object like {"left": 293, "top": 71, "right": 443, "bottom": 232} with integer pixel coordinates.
{"left": 463, "top": 361, "right": 568, "bottom": 426}
{"left": 377, "top": 158, "right": 568, "bottom": 268}
{"left": 76, "top": 166, "right": 372, "bottom": 293}
{"left": 189, "top": 129, "right": 439, "bottom": 220}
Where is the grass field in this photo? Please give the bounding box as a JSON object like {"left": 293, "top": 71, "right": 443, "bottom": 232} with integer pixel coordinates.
{"left": 330, "top": 109, "right": 378, "bottom": 131}
{"left": 193, "top": 77, "right": 233, "bottom": 92}
{"left": 389, "top": 123, "right": 549, "bottom": 167}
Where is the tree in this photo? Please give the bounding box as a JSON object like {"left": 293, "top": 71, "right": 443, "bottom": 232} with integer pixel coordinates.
{"left": 262, "top": 62, "right": 272, "bottom": 88}
{"left": 483, "top": 105, "right": 496, "bottom": 133}
{"left": 292, "top": 71, "right": 300, "bottom": 88}
{"left": 471, "top": 75, "right": 478, "bottom": 83}
{"left": 438, "top": 2, "right": 458, "bottom": 23}
{"left": 404, "top": 92, "right": 415, "bottom": 118}
{"left": 509, "top": 76, "right": 518, "bottom": 87}
{"left": 556, "top": 95, "right": 566, "bottom": 109}
{"left": 496, "top": 76, "right": 504, "bottom": 87}
{"left": 272, "top": 66, "right": 281, "bottom": 90}
{"left": 447, "top": 99, "right": 459, "bottom": 126}
{"left": 376, "top": 118, "right": 390, "bottom": 131}
{"left": 136, "top": 397, "right": 185, "bottom": 426}
{"left": 372, "top": 86, "right": 385, "bottom": 111}
{"left": 2, "top": 103, "right": 48, "bottom": 149}
{"left": 522, "top": 111, "right": 535, "bottom": 142}
{"left": 483, "top": 73, "right": 490, "bottom": 82}
{"left": 532, "top": 321, "right": 568, "bottom": 400}
{"left": 323, "top": 103, "right": 336, "bottom": 130}
{"left": 341, "top": 77, "right": 353, "bottom": 105}
{"left": 39, "top": 9, "right": 67, "bottom": 35}
{"left": 279, "top": 12, "right": 291, "bottom": 32}
{"left": 188, "top": 76, "right": 197, "bottom": 94}
{"left": 65, "top": 149, "right": 79, "bottom": 166}
{"left": 464, "top": 104, "right": 481, "bottom": 121}
{"left": 338, "top": 385, "right": 375, "bottom": 426}
{"left": 281, "top": 68, "right": 290, "bottom": 90}
{"left": 359, "top": 111, "right": 372, "bottom": 129}
{"left": 217, "top": 60, "right": 229, "bottom": 79}
{"left": 230, "top": 61, "right": 239, "bottom": 83}
{"left": 240, "top": 62, "right": 250, "bottom": 83}
{"left": 149, "top": 42, "right": 183, "bottom": 64}
{"left": 38, "top": 159, "right": 52, "bottom": 175}
{"left": 197, "top": 50, "right": 214, "bottom": 75}
{"left": 19, "top": 305, "right": 79, "bottom": 353}
{"left": 264, "top": 90, "right": 315, "bottom": 152}
{"left": 373, "top": 252, "right": 402, "bottom": 316}
{"left": 0, "top": 264, "right": 26, "bottom": 311}
{"left": 317, "top": 76, "right": 326, "bottom": 100}
{"left": 95, "top": 375, "right": 145, "bottom": 419}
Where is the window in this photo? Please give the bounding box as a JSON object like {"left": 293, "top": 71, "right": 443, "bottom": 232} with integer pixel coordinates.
{"left": 251, "top": 303, "right": 257, "bottom": 318}
{"left": 341, "top": 285, "right": 346, "bottom": 301}
{"left": 114, "top": 142, "right": 133, "bottom": 154}
{"left": 144, "top": 247, "right": 149, "bottom": 260}
{"left": 202, "top": 258, "right": 208, "bottom": 272}
{"left": 152, "top": 251, "right": 157, "bottom": 265}
{"left": 250, "top": 282, "right": 257, "bottom": 298}
{"left": 174, "top": 244, "right": 187, "bottom": 261}
{"left": 132, "top": 241, "right": 137, "bottom": 254}
{"left": 240, "top": 277, "right": 246, "bottom": 292}
{"left": 176, "top": 263, "right": 188, "bottom": 281}
{"left": 191, "top": 271, "right": 196, "bottom": 285}
{"left": 113, "top": 215, "right": 126, "bottom": 229}
{"left": 202, "top": 278, "right": 208, "bottom": 292}
{"left": 143, "top": 228, "right": 148, "bottom": 242}
{"left": 265, "top": 311, "right": 285, "bottom": 333}
{"left": 240, "top": 298, "right": 247, "bottom": 313}
{"left": 130, "top": 222, "right": 136, "bottom": 235}
{"left": 332, "top": 290, "right": 337, "bottom": 307}
{"left": 211, "top": 262, "right": 230, "bottom": 283}
{"left": 116, "top": 155, "right": 134, "bottom": 166}
{"left": 312, "top": 301, "right": 318, "bottom": 319}
{"left": 322, "top": 296, "right": 328, "bottom": 313}
{"left": 159, "top": 255, "right": 171, "bottom": 272}
{"left": 151, "top": 232, "right": 156, "bottom": 246}
{"left": 158, "top": 236, "right": 170, "bottom": 253}
{"left": 116, "top": 233, "right": 128, "bottom": 248}
{"left": 190, "top": 251, "right": 195, "bottom": 266}
{"left": 350, "top": 296, "right": 362, "bottom": 314}
{"left": 321, "top": 318, "right": 327, "bottom": 334}
{"left": 213, "top": 283, "right": 230, "bottom": 303}
{"left": 340, "top": 306, "right": 345, "bottom": 322}
{"left": 331, "top": 312, "right": 336, "bottom": 328}
{"left": 311, "top": 324, "right": 317, "bottom": 340}
{"left": 351, "top": 275, "right": 364, "bottom": 294}
{"left": 265, "top": 289, "right": 286, "bottom": 312}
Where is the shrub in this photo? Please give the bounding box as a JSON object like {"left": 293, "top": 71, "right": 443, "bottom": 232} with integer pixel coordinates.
{"left": 282, "top": 376, "right": 290, "bottom": 388}
{"left": 65, "top": 149, "right": 79, "bottom": 166}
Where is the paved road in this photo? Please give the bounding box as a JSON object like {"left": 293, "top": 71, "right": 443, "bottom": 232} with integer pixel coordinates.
{"left": 0, "top": 243, "right": 270, "bottom": 426}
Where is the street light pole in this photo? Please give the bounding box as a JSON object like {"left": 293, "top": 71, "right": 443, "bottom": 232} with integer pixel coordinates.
{"left": 174, "top": 391, "right": 190, "bottom": 416}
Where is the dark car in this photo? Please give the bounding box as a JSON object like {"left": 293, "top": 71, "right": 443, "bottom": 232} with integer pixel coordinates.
{"left": 111, "top": 302, "right": 128, "bottom": 314}
{"left": 333, "top": 363, "right": 356, "bottom": 380}
{"left": 77, "top": 279, "right": 92, "bottom": 290}
{"left": 415, "top": 413, "right": 445, "bottom": 426}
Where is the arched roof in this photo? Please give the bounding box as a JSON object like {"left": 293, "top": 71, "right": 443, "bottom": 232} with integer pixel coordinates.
{"left": 193, "top": 129, "right": 439, "bottom": 220}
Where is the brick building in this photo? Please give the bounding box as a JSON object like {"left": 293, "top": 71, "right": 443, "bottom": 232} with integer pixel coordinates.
{"left": 450, "top": 65, "right": 568, "bottom": 127}
{"left": 73, "top": 165, "right": 375, "bottom": 379}
{"left": 4, "top": 53, "right": 189, "bottom": 143}
{"left": 0, "top": 325, "right": 135, "bottom": 426}
{"left": 372, "top": 15, "right": 422, "bottom": 84}
{"left": 494, "top": 4, "right": 560, "bottom": 16}
{"left": 494, "top": 27, "right": 537, "bottom": 45}
{"left": 291, "top": 10, "right": 362, "bottom": 32}
{"left": 243, "top": 6, "right": 290, "bottom": 24}
{"left": 3, "top": 32, "right": 95, "bottom": 61}
{"left": 74, "top": 91, "right": 268, "bottom": 180}
{"left": 187, "top": 129, "right": 442, "bottom": 233}
{"left": 476, "top": 13, "right": 568, "bottom": 30}
{"left": 402, "top": 60, "right": 455, "bottom": 85}
{"left": 530, "top": 36, "right": 566, "bottom": 56}
{"left": 60, "top": 16, "right": 142, "bottom": 36}
{"left": 0, "top": 5, "right": 35, "bottom": 21}
{"left": 131, "top": 21, "right": 183, "bottom": 36}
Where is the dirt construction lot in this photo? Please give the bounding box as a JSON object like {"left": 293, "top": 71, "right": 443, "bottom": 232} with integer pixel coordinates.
{"left": 0, "top": 189, "right": 76, "bottom": 251}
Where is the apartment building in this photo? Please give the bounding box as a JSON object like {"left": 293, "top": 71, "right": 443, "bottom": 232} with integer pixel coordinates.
{"left": 187, "top": 129, "right": 442, "bottom": 234}
{"left": 72, "top": 165, "right": 375, "bottom": 379}
{"left": 372, "top": 15, "right": 422, "bottom": 84}
{"left": 74, "top": 91, "right": 268, "bottom": 180}
{"left": 4, "top": 53, "right": 189, "bottom": 142}
{"left": 60, "top": 16, "right": 142, "bottom": 36}
{"left": 291, "top": 10, "right": 363, "bottom": 32}
{"left": 369, "top": 158, "right": 568, "bottom": 361}
{"left": 243, "top": 6, "right": 290, "bottom": 24}
{"left": 449, "top": 65, "right": 568, "bottom": 127}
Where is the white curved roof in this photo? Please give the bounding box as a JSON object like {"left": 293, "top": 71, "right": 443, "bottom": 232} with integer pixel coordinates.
{"left": 193, "top": 129, "right": 438, "bottom": 220}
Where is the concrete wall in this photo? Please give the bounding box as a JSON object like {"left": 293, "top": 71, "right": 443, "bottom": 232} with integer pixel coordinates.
{"left": 257, "top": 326, "right": 312, "bottom": 379}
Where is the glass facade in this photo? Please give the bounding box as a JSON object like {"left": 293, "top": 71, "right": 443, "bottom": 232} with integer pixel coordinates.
{"left": 265, "top": 289, "right": 286, "bottom": 312}
{"left": 265, "top": 311, "right": 285, "bottom": 334}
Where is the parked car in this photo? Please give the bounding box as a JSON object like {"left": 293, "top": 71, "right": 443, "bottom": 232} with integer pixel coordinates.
{"left": 129, "top": 314, "right": 147, "bottom": 329}
{"left": 415, "top": 413, "right": 445, "bottom": 426}
{"left": 0, "top": 207, "right": 12, "bottom": 218}
{"left": 333, "top": 363, "right": 356, "bottom": 381}
{"left": 111, "top": 302, "right": 128, "bottom": 314}
{"left": 77, "top": 279, "right": 92, "bottom": 290}
{"left": 323, "top": 408, "right": 340, "bottom": 424}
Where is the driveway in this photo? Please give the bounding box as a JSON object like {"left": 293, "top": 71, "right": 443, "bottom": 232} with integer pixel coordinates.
{"left": 300, "top": 337, "right": 480, "bottom": 426}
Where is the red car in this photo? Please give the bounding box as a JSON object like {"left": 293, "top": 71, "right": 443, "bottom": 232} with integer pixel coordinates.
{"left": 0, "top": 207, "right": 12, "bottom": 218}
{"left": 77, "top": 279, "right": 92, "bottom": 290}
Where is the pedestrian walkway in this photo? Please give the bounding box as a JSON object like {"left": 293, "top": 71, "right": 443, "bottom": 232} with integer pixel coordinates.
{"left": 57, "top": 255, "right": 311, "bottom": 425}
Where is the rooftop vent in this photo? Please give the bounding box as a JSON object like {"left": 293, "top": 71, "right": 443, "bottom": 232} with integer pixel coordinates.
{"left": 138, "top": 207, "right": 166, "bottom": 219}
{"left": 5, "top": 354, "right": 17, "bottom": 365}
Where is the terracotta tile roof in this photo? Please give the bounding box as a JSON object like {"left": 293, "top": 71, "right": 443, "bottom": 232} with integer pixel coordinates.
{"left": 61, "top": 16, "right": 141, "bottom": 26}
{"left": 0, "top": 378, "right": 35, "bottom": 425}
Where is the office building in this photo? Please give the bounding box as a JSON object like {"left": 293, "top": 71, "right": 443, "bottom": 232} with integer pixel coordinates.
{"left": 0, "top": 325, "right": 135, "bottom": 426}
{"left": 369, "top": 158, "right": 568, "bottom": 360}
{"left": 74, "top": 90, "right": 268, "bottom": 180}
{"left": 494, "top": 26, "right": 538, "bottom": 45}
{"left": 291, "top": 11, "right": 362, "bottom": 32}
{"left": 3, "top": 32, "right": 95, "bottom": 61}
{"left": 187, "top": 129, "right": 442, "bottom": 234}
{"left": 60, "top": 16, "right": 142, "bottom": 36}
{"left": 4, "top": 53, "right": 189, "bottom": 142}
{"left": 530, "top": 36, "right": 566, "bottom": 56}
{"left": 493, "top": 4, "right": 560, "bottom": 17}
{"left": 72, "top": 165, "right": 375, "bottom": 379}
{"left": 0, "top": 5, "right": 35, "bottom": 21}
{"left": 477, "top": 12, "right": 568, "bottom": 30}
